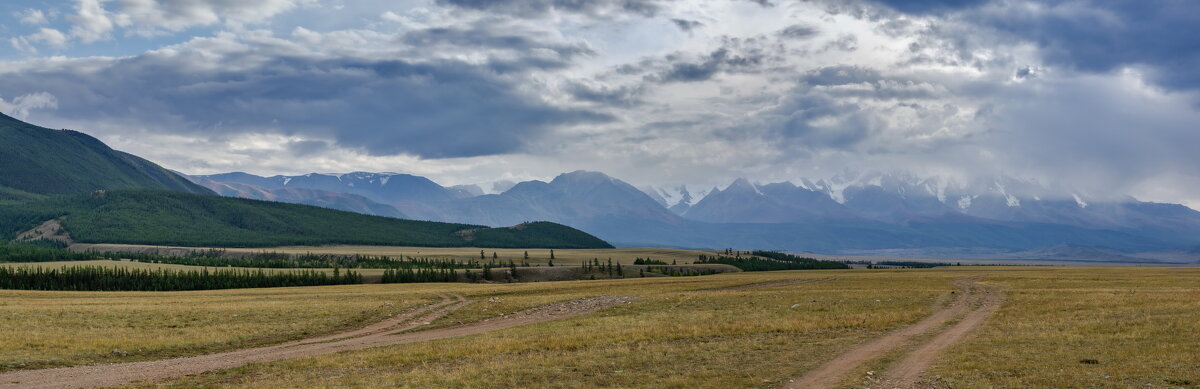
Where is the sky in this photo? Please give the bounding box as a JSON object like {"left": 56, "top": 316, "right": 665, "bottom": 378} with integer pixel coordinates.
{"left": 1, "top": 0, "right": 1198, "bottom": 207}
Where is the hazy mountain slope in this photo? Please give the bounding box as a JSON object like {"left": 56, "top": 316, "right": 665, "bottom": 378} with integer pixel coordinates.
{"left": 412, "top": 171, "right": 683, "bottom": 228}
{"left": 0, "top": 190, "right": 612, "bottom": 248}
{"left": 199, "top": 172, "right": 456, "bottom": 204}
{"left": 685, "top": 179, "right": 854, "bottom": 223}
{"left": 188, "top": 176, "right": 407, "bottom": 218}
{"left": 0, "top": 113, "right": 211, "bottom": 196}
{"left": 191, "top": 167, "right": 1200, "bottom": 254}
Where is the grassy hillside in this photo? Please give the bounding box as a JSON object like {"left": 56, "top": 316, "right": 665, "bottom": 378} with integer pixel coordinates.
{"left": 0, "top": 113, "right": 210, "bottom": 196}
{"left": 0, "top": 190, "right": 613, "bottom": 249}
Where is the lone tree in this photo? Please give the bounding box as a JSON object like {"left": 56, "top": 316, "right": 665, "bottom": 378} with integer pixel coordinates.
{"left": 524, "top": 251, "right": 529, "bottom": 260}
{"left": 493, "top": 252, "right": 498, "bottom": 260}
{"left": 550, "top": 249, "right": 556, "bottom": 260}
{"left": 480, "top": 250, "right": 485, "bottom": 260}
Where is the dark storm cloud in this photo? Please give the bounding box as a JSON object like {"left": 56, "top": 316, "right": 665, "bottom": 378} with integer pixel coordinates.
{"left": 564, "top": 82, "right": 646, "bottom": 107}
{"left": 973, "top": 1, "right": 1200, "bottom": 91}
{"left": 876, "top": 0, "right": 1200, "bottom": 92}
{"left": 670, "top": 19, "right": 703, "bottom": 32}
{"left": 401, "top": 23, "right": 595, "bottom": 59}
{"left": 778, "top": 24, "right": 817, "bottom": 39}
{"left": 802, "top": 65, "right": 882, "bottom": 86}
{"left": 0, "top": 51, "right": 610, "bottom": 159}
{"left": 869, "top": 0, "right": 992, "bottom": 14}
{"left": 742, "top": 0, "right": 776, "bottom": 7}
{"left": 657, "top": 46, "right": 768, "bottom": 83}
{"left": 435, "top": 0, "right": 663, "bottom": 17}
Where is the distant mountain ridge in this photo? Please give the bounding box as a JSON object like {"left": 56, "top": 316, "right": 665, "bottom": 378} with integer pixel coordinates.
{"left": 197, "top": 169, "right": 1200, "bottom": 259}
{"left": 197, "top": 172, "right": 466, "bottom": 204}
{"left": 187, "top": 176, "right": 408, "bottom": 219}
{"left": 0, "top": 113, "right": 613, "bottom": 249}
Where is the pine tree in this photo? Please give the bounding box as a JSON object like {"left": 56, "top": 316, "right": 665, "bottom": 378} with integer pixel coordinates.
{"left": 550, "top": 249, "right": 555, "bottom": 259}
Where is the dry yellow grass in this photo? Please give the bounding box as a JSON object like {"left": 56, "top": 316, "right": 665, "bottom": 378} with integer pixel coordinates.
{"left": 926, "top": 267, "right": 1200, "bottom": 389}
{"left": 4, "top": 267, "right": 1197, "bottom": 388}
{"left": 135, "top": 270, "right": 956, "bottom": 388}
{"left": 0, "top": 284, "right": 436, "bottom": 371}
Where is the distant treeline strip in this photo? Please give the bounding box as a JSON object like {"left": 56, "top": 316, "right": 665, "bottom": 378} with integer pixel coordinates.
{"left": 120, "top": 250, "right": 485, "bottom": 270}
{"left": 0, "top": 242, "right": 490, "bottom": 270}
{"left": 696, "top": 250, "right": 848, "bottom": 271}
{"left": 0, "top": 240, "right": 97, "bottom": 262}
{"left": 0, "top": 266, "right": 362, "bottom": 291}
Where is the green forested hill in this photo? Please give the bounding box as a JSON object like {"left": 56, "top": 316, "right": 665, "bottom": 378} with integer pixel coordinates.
{"left": 0, "top": 190, "right": 613, "bottom": 249}
{"left": 0, "top": 113, "right": 210, "bottom": 196}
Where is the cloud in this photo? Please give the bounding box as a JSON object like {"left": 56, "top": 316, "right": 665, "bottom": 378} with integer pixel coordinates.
{"left": 42, "top": 0, "right": 303, "bottom": 44}
{"left": 778, "top": 24, "right": 817, "bottom": 39}
{"left": 671, "top": 19, "right": 703, "bottom": 32}
{"left": 10, "top": 28, "right": 68, "bottom": 53}
{"left": 564, "top": 81, "right": 646, "bottom": 107}
{"left": 656, "top": 45, "right": 770, "bottom": 83}
{"left": 400, "top": 21, "right": 595, "bottom": 61}
{"left": 0, "top": 92, "right": 59, "bottom": 120}
{"left": 434, "top": 0, "right": 664, "bottom": 17}
{"left": 0, "top": 31, "right": 609, "bottom": 159}
{"left": 3, "top": 0, "right": 1199, "bottom": 209}
{"left": 879, "top": 0, "right": 1200, "bottom": 92}
{"left": 869, "top": 0, "right": 992, "bottom": 14}
{"left": 15, "top": 9, "right": 49, "bottom": 25}
{"left": 68, "top": 0, "right": 116, "bottom": 43}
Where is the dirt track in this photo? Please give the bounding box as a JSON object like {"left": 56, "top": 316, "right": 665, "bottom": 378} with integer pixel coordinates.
{"left": 0, "top": 293, "right": 633, "bottom": 389}
{"left": 784, "top": 278, "right": 1004, "bottom": 389}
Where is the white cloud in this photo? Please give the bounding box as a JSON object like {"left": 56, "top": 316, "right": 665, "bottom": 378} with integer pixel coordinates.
{"left": 3, "top": 0, "right": 1200, "bottom": 208}
{"left": 44, "top": 0, "right": 303, "bottom": 44}
{"left": 68, "top": 0, "right": 118, "bottom": 43}
{"left": 0, "top": 92, "right": 59, "bottom": 119}
{"left": 15, "top": 9, "right": 49, "bottom": 25}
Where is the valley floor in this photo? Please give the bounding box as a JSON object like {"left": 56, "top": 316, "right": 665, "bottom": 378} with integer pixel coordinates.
{"left": 0, "top": 267, "right": 1197, "bottom": 388}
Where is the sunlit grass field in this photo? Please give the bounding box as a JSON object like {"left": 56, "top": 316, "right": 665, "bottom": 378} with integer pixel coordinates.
{"left": 0, "top": 285, "right": 434, "bottom": 371}
{"left": 1, "top": 266, "right": 1196, "bottom": 388}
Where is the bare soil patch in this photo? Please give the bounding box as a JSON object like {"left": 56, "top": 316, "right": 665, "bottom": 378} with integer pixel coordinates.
{"left": 13, "top": 218, "right": 72, "bottom": 244}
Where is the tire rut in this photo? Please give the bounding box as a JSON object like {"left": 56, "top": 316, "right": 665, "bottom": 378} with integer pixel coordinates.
{"left": 783, "top": 277, "right": 1001, "bottom": 389}
{"left": 869, "top": 282, "right": 1005, "bottom": 389}
{"left": 0, "top": 292, "right": 632, "bottom": 389}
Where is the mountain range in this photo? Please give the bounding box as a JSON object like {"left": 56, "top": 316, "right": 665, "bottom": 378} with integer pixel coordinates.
{"left": 193, "top": 169, "right": 1200, "bottom": 262}
{"left": 0, "top": 112, "right": 611, "bottom": 249}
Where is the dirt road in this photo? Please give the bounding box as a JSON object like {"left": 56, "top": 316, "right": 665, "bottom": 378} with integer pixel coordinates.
{"left": 0, "top": 293, "right": 633, "bottom": 389}
{"left": 869, "top": 281, "right": 1005, "bottom": 389}
{"left": 784, "top": 278, "right": 1003, "bottom": 389}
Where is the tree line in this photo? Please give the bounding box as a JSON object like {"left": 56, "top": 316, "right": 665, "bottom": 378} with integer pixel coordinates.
{"left": 0, "top": 266, "right": 362, "bottom": 291}
{"left": 697, "top": 251, "right": 848, "bottom": 271}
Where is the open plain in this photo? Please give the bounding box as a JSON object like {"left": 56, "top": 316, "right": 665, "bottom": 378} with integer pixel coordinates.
{"left": 0, "top": 265, "right": 1195, "bottom": 388}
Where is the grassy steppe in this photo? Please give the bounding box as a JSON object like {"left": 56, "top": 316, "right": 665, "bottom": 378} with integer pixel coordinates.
{"left": 1, "top": 267, "right": 1196, "bottom": 388}
{"left": 0, "top": 286, "right": 436, "bottom": 371}
{"left": 927, "top": 267, "right": 1200, "bottom": 389}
